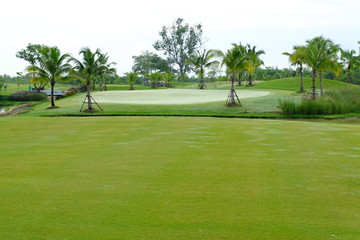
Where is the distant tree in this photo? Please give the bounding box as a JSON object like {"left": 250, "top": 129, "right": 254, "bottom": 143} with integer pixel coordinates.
{"left": 304, "top": 36, "right": 341, "bottom": 98}
{"left": 97, "top": 52, "right": 117, "bottom": 91}
{"left": 217, "top": 43, "right": 250, "bottom": 106}
{"left": 16, "top": 43, "right": 50, "bottom": 91}
{"left": 16, "top": 72, "right": 22, "bottom": 91}
{"left": 340, "top": 49, "right": 360, "bottom": 84}
{"left": 207, "top": 61, "right": 221, "bottom": 83}
{"left": 147, "top": 72, "right": 163, "bottom": 88}
{"left": 70, "top": 47, "right": 103, "bottom": 111}
{"left": 283, "top": 45, "right": 307, "bottom": 92}
{"left": 125, "top": 72, "right": 138, "bottom": 90}
{"left": 132, "top": 51, "right": 171, "bottom": 75}
{"left": 26, "top": 46, "right": 72, "bottom": 107}
{"left": 245, "top": 44, "right": 265, "bottom": 86}
{"left": 154, "top": 18, "right": 203, "bottom": 82}
{"left": 187, "top": 49, "right": 218, "bottom": 89}
{"left": 163, "top": 72, "right": 176, "bottom": 88}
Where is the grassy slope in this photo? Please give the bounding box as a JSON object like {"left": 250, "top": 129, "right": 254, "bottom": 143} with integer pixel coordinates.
{"left": 251, "top": 77, "right": 353, "bottom": 91}
{"left": 1, "top": 116, "right": 360, "bottom": 239}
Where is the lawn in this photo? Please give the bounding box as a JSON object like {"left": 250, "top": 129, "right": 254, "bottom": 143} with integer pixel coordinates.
{"left": 0, "top": 116, "right": 360, "bottom": 239}
{"left": 24, "top": 89, "right": 290, "bottom": 117}
{"left": 251, "top": 77, "right": 353, "bottom": 91}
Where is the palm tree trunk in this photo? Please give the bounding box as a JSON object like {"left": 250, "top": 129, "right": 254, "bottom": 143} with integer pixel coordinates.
{"left": 86, "top": 77, "right": 93, "bottom": 111}
{"left": 237, "top": 72, "right": 242, "bottom": 86}
{"left": 248, "top": 74, "right": 253, "bottom": 86}
{"left": 310, "top": 69, "right": 317, "bottom": 99}
{"left": 50, "top": 80, "right": 55, "bottom": 107}
{"left": 198, "top": 72, "right": 205, "bottom": 89}
{"left": 319, "top": 71, "right": 324, "bottom": 97}
{"left": 99, "top": 75, "right": 103, "bottom": 91}
{"left": 347, "top": 65, "right": 352, "bottom": 83}
{"left": 299, "top": 66, "right": 304, "bottom": 92}
{"left": 230, "top": 73, "right": 235, "bottom": 104}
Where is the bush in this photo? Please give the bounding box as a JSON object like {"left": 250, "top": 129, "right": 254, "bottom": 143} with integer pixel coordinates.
{"left": 9, "top": 91, "right": 48, "bottom": 101}
{"left": 0, "top": 95, "right": 9, "bottom": 101}
{"left": 64, "top": 88, "right": 79, "bottom": 97}
{"left": 278, "top": 98, "right": 297, "bottom": 115}
{"left": 279, "top": 87, "right": 360, "bottom": 115}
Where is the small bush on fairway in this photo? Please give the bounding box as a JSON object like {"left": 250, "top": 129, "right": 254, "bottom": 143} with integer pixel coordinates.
{"left": 9, "top": 91, "right": 48, "bottom": 101}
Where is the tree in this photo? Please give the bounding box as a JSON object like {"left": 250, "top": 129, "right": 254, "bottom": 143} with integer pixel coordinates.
{"left": 70, "top": 47, "right": 103, "bottom": 111}
{"left": 16, "top": 43, "right": 50, "bottom": 91}
{"left": 217, "top": 43, "right": 250, "bottom": 106}
{"left": 97, "top": 52, "right": 117, "bottom": 91}
{"left": 187, "top": 49, "right": 218, "bottom": 89}
{"left": 125, "top": 72, "right": 138, "bottom": 90}
{"left": 163, "top": 72, "right": 176, "bottom": 88}
{"left": 25, "top": 46, "right": 72, "bottom": 107}
{"left": 147, "top": 72, "right": 163, "bottom": 88}
{"left": 132, "top": 51, "right": 171, "bottom": 75}
{"left": 283, "top": 45, "right": 307, "bottom": 92}
{"left": 340, "top": 49, "right": 360, "bottom": 84}
{"left": 245, "top": 44, "right": 265, "bottom": 86}
{"left": 154, "top": 18, "right": 203, "bottom": 82}
{"left": 304, "top": 36, "right": 341, "bottom": 98}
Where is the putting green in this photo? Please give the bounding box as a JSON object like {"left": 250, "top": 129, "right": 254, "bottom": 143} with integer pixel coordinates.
{"left": 92, "top": 89, "right": 270, "bottom": 105}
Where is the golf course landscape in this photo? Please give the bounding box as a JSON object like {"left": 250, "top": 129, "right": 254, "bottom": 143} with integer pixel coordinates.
{"left": 1, "top": 21, "right": 360, "bottom": 239}
{"left": 1, "top": 76, "right": 360, "bottom": 240}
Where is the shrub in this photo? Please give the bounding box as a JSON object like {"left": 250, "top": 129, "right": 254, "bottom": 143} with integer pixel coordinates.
{"left": 9, "top": 91, "right": 48, "bottom": 101}
{"left": 0, "top": 95, "right": 9, "bottom": 101}
{"left": 279, "top": 87, "right": 360, "bottom": 115}
{"left": 64, "top": 88, "right": 79, "bottom": 97}
{"left": 278, "top": 98, "right": 297, "bottom": 115}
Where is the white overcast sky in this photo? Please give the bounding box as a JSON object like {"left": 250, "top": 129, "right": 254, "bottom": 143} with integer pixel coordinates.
{"left": 1, "top": 0, "right": 359, "bottom": 76}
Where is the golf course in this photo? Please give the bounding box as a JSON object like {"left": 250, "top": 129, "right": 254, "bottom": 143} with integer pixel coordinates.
{"left": 1, "top": 24, "right": 360, "bottom": 239}
{"left": 1, "top": 78, "right": 360, "bottom": 239}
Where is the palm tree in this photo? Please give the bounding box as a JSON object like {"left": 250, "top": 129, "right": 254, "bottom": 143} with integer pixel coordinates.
{"left": 125, "top": 72, "right": 138, "bottom": 90}
{"left": 245, "top": 44, "right": 265, "bottom": 86}
{"left": 163, "top": 72, "right": 176, "bottom": 88}
{"left": 304, "top": 36, "right": 340, "bottom": 98}
{"left": 340, "top": 49, "right": 360, "bottom": 84}
{"left": 283, "top": 45, "right": 307, "bottom": 92}
{"left": 97, "top": 52, "right": 117, "bottom": 91}
{"left": 70, "top": 47, "right": 103, "bottom": 111}
{"left": 26, "top": 46, "right": 71, "bottom": 107}
{"left": 147, "top": 72, "right": 163, "bottom": 88}
{"left": 187, "top": 49, "right": 218, "bottom": 89}
{"left": 217, "top": 43, "right": 249, "bottom": 106}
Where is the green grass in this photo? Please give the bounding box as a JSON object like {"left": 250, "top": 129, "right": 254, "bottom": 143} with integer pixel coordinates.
{"left": 1, "top": 116, "right": 360, "bottom": 239}
{"left": 251, "top": 77, "right": 354, "bottom": 91}
{"left": 22, "top": 89, "right": 293, "bottom": 117}
{"left": 106, "top": 85, "right": 159, "bottom": 91}
{"left": 0, "top": 83, "right": 75, "bottom": 94}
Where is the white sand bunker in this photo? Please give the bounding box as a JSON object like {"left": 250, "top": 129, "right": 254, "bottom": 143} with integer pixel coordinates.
{"left": 92, "top": 89, "right": 269, "bottom": 105}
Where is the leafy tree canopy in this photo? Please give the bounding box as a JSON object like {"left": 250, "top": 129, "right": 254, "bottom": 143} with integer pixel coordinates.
{"left": 153, "top": 18, "right": 203, "bottom": 80}
{"left": 132, "top": 51, "right": 171, "bottom": 75}
{"left": 16, "top": 43, "right": 49, "bottom": 65}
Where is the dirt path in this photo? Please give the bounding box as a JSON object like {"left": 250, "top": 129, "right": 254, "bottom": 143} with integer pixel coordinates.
{"left": 92, "top": 89, "right": 270, "bottom": 105}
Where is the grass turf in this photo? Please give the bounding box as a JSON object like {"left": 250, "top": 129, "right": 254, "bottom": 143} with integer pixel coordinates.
{"left": 1, "top": 116, "right": 360, "bottom": 239}
{"left": 23, "top": 89, "right": 293, "bottom": 118}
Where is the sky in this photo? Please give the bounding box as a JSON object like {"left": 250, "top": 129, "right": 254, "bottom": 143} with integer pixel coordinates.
{"left": 1, "top": 0, "right": 359, "bottom": 76}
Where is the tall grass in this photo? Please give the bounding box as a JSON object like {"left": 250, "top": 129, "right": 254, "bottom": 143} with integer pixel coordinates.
{"left": 279, "top": 87, "right": 360, "bottom": 115}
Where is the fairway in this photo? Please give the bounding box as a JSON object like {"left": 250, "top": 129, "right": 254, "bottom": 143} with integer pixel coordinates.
{"left": 1, "top": 116, "right": 360, "bottom": 239}
{"left": 92, "top": 89, "right": 270, "bottom": 105}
